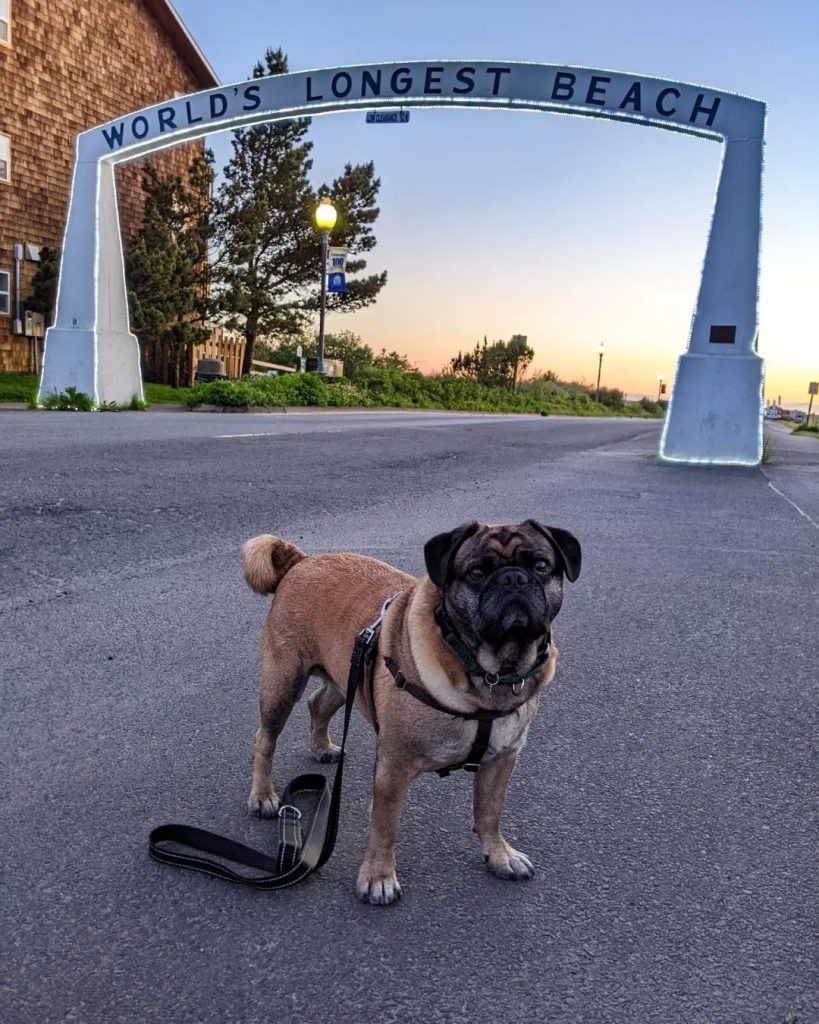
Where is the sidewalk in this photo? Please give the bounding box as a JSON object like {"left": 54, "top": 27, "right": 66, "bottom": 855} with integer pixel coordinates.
{"left": 762, "top": 421, "right": 819, "bottom": 527}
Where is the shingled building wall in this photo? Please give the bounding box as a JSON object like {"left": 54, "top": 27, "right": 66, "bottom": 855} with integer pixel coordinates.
{"left": 0, "top": 0, "right": 216, "bottom": 371}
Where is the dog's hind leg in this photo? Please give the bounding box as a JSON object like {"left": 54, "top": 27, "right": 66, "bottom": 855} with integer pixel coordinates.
{"left": 247, "top": 646, "right": 308, "bottom": 819}
{"left": 307, "top": 672, "right": 345, "bottom": 763}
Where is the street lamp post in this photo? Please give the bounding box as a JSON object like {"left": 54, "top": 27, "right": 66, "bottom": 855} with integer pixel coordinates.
{"left": 657, "top": 373, "right": 665, "bottom": 402}
{"left": 314, "top": 196, "right": 337, "bottom": 375}
{"left": 595, "top": 343, "right": 605, "bottom": 403}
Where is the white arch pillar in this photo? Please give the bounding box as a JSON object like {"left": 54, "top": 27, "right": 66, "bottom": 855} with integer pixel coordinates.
{"left": 38, "top": 61, "right": 766, "bottom": 463}
{"left": 659, "top": 135, "right": 765, "bottom": 463}
{"left": 40, "top": 159, "right": 142, "bottom": 404}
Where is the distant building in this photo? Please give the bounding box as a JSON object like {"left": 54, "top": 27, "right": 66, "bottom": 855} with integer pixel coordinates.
{"left": 0, "top": 0, "right": 218, "bottom": 372}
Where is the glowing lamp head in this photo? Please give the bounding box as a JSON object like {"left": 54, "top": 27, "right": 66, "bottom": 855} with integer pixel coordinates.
{"left": 597, "top": 343, "right": 606, "bottom": 356}
{"left": 315, "top": 197, "right": 337, "bottom": 231}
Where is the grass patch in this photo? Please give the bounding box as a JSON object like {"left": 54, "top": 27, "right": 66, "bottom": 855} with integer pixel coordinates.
{"left": 793, "top": 422, "right": 819, "bottom": 437}
{"left": 98, "top": 395, "right": 149, "bottom": 412}
{"left": 0, "top": 372, "right": 38, "bottom": 403}
{"left": 0, "top": 372, "right": 186, "bottom": 408}
{"left": 143, "top": 382, "right": 189, "bottom": 404}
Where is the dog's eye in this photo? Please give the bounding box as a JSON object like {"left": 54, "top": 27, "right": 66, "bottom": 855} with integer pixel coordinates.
{"left": 534, "top": 560, "right": 551, "bottom": 575}
{"left": 466, "top": 566, "right": 485, "bottom": 582}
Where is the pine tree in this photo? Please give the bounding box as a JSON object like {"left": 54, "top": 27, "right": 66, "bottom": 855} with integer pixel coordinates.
{"left": 212, "top": 48, "right": 387, "bottom": 375}
{"left": 318, "top": 162, "right": 387, "bottom": 315}
{"left": 125, "top": 152, "right": 214, "bottom": 384}
{"left": 212, "top": 49, "right": 315, "bottom": 375}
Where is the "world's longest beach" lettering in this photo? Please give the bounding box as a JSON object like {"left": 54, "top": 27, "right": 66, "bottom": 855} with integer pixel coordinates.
{"left": 98, "top": 65, "right": 723, "bottom": 153}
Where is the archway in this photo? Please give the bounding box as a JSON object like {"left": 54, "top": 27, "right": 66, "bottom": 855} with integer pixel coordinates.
{"left": 39, "top": 61, "right": 766, "bottom": 464}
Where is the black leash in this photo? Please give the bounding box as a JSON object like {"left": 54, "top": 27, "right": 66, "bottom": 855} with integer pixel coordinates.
{"left": 148, "top": 607, "right": 384, "bottom": 889}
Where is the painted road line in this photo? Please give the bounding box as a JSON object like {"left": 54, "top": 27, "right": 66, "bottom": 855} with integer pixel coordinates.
{"left": 215, "top": 432, "right": 278, "bottom": 439}
{"left": 760, "top": 468, "right": 819, "bottom": 531}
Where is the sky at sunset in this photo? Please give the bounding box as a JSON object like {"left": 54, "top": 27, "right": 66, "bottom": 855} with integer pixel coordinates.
{"left": 173, "top": 0, "right": 818, "bottom": 406}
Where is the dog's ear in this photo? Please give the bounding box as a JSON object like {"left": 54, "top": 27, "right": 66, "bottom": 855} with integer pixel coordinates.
{"left": 424, "top": 521, "right": 481, "bottom": 588}
{"left": 525, "top": 520, "right": 582, "bottom": 582}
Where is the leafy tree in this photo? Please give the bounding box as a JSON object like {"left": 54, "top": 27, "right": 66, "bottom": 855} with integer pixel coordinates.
{"left": 260, "top": 330, "right": 378, "bottom": 380}
{"left": 125, "top": 152, "right": 214, "bottom": 383}
{"left": 211, "top": 48, "right": 387, "bottom": 375}
{"left": 25, "top": 246, "right": 61, "bottom": 326}
{"left": 507, "top": 334, "right": 535, "bottom": 390}
{"left": 374, "top": 348, "right": 415, "bottom": 372}
{"left": 449, "top": 335, "right": 534, "bottom": 390}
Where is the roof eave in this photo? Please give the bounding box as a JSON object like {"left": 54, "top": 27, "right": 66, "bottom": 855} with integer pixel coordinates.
{"left": 144, "top": 0, "right": 220, "bottom": 89}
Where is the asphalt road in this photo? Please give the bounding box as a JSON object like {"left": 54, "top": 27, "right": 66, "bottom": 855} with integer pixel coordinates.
{"left": 1, "top": 410, "right": 816, "bottom": 1024}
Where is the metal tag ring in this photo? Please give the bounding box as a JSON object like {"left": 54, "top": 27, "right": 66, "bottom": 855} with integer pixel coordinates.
{"left": 484, "top": 672, "right": 500, "bottom": 688}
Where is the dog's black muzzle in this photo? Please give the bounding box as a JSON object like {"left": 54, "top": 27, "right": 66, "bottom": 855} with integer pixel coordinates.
{"left": 477, "top": 567, "right": 548, "bottom": 643}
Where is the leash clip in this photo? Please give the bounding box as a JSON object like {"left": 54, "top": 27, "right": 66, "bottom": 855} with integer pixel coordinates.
{"left": 360, "top": 592, "right": 401, "bottom": 645}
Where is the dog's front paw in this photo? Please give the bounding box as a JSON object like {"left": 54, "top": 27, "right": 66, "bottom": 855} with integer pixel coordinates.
{"left": 484, "top": 842, "right": 534, "bottom": 881}
{"left": 356, "top": 865, "right": 403, "bottom": 906}
{"left": 247, "top": 789, "right": 280, "bottom": 818}
{"left": 310, "top": 742, "right": 342, "bottom": 764}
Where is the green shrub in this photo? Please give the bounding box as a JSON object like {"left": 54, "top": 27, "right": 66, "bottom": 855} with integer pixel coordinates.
{"left": 184, "top": 379, "right": 254, "bottom": 407}
{"left": 41, "top": 386, "right": 95, "bottom": 411}
{"left": 182, "top": 367, "right": 664, "bottom": 418}
{"left": 637, "top": 397, "right": 662, "bottom": 415}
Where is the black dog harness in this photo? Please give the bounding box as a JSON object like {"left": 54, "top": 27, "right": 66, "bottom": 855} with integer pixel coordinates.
{"left": 372, "top": 596, "right": 549, "bottom": 777}
{"left": 383, "top": 656, "right": 518, "bottom": 776}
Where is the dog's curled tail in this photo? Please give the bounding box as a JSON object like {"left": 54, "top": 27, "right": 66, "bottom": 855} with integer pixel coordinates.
{"left": 241, "top": 534, "right": 307, "bottom": 595}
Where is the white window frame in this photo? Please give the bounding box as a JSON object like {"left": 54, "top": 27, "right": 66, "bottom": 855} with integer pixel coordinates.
{"left": 0, "top": 133, "right": 9, "bottom": 183}
{"left": 0, "top": 0, "right": 10, "bottom": 48}
{"left": 0, "top": 269, "right": 11, "bottom": 316}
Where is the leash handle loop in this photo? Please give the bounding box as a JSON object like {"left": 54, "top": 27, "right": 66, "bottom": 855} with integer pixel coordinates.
{"left": 148, "top": 607, "right": 386, "bottom": 890}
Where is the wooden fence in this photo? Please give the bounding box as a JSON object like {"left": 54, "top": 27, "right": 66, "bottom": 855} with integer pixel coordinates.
{"left": 141, "top": 326, "right": 246, "bottom": 387}
{"left": 191, "top": 327, "right": 245, "bottom": 381}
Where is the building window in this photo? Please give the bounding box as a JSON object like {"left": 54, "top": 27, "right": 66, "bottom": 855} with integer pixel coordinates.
{"left": 0, "top": 0, "right": 10, "bottom": 46}
{"left": 0, "top": 134, "right": 9, "bottom": 182}
{"left": 0, "top": 270, "right": 11, "bottom": 315}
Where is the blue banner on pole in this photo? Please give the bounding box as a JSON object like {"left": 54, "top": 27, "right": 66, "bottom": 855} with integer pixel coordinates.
{"left": 328, "top": 272, "right": 347, "bottom": 293}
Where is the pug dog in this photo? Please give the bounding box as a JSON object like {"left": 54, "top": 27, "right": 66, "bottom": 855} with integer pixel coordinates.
{"left": 242, "top": 519, "right": 581, "bottom": 904}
